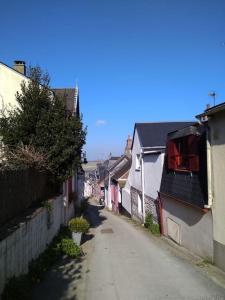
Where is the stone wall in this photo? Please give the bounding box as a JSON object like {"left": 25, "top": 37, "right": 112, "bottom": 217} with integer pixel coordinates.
{"left": 144, "top": 195, "right": 159, "bottom": 224}
{"left": 131, "top": 186, "right": 143, "bottom": 222}
{"left": 131, "top": 186, "right": 160, "bottom": 224}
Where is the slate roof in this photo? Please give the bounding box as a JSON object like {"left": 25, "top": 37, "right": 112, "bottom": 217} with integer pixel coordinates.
{"left": 135, "top": 122, "right": 195, "bottom": 148}
{"left": 52, "top": 88, "right": 79, "bottom": 115}
{"left": 112, "top": 157, "right": 131, "bottom": 181}
{"left": 97, "top": 157, "right": 120, "bottom": 183}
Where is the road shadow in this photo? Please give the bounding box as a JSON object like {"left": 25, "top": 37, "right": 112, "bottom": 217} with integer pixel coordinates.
{"left": 32, "top": 256, "right": 83, "bottom": 300}
{"left": 83, "top": 199, "right": 107, "bottom": 229}
{"left": 32, "top": 199, "right": 106, "bottom": 300}
{"left": 81, "top": 233, "right": 94, "bottom": 244}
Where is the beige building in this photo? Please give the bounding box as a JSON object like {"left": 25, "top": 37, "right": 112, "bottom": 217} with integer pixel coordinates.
{"left": 0, "top": 61, "right": 28, "bottom": 114}
{"left": 197, "top": 102, "right": 225, "bottom": 271}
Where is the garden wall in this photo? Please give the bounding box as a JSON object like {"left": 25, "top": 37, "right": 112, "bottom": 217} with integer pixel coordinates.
{"left": 0, "top": 195, "right": 65, "bottom": 295}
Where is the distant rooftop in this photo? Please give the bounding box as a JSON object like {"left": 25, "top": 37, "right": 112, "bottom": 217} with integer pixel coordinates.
{"left": 52, "top": 88, "right": 79, "bottom": 115}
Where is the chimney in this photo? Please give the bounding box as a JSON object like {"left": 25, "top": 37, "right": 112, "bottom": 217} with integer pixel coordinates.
{"left": 13, "top": 60, "right": 26, "bottom": 76}
{"left": 125, "top": 134, "right": 132, "bottom": 156}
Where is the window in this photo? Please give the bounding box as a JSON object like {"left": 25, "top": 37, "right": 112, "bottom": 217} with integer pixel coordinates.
{"left": 135, "top": 154, "right": 141, "bottom": 171}
{"left": 167, "top": 134, "right": 200, "bottom": 172}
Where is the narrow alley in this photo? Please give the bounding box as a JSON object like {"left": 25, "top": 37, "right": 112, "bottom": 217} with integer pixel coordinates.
{"left": 33, "top": 198, "right": 225, "bottom": 300}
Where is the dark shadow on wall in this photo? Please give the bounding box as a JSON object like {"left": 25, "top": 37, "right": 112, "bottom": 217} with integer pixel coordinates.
{"left": 161, "top": 195, "right": 211, "bottom": 226}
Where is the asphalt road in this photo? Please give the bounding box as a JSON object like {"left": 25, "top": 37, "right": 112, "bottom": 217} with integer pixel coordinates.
{"left": 33, "top": 198, "right": 225, "bottom": 300}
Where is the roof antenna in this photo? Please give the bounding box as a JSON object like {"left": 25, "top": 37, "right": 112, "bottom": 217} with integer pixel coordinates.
{"left": 208, "top": 91, "right": 216, "bottom": 107}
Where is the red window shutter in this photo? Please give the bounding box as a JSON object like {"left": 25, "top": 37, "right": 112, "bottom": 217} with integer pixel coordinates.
{"left": 188, "top": 135, "right": 199, "bottom": 155}
{"left": 167, "top": 140, "right": 177, "bottom": 170}
{"left": 189, "top": 155, "right": 199, "bottom": 172}
{"left": 188, "top": 135, "right": 200, "bottom": 172}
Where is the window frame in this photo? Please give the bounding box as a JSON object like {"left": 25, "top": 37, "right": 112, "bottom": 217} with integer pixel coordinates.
{"left": 167, "top": 134, "right": 200, "bottom": 172}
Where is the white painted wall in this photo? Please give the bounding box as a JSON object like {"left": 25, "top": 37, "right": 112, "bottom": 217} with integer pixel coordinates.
{"left": 122, "top": 129, "right": 141, "bottom": 214}
{"left": 129, "top": 129, "right": 142, "bottom": 191}
{"left": 0, "top": 195, "right": 72, "bottom": 295}
{"left": 84, "top": 180, "right": 92, "bottom": 198}
{"left": 122, "top": 182, "right": 132, "bottom": 214}
{"left": 143, "top": 153, "right": 165, "bottom": 199}
{"left": 0, "top": 63, "right": 28, "bottom": 113}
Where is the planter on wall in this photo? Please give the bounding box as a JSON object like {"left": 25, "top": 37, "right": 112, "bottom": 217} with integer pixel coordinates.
{"left": 72, "top": 232, "right": 82, "bottom": 245}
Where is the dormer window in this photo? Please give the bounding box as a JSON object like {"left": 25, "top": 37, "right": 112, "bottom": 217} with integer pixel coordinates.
{"left": 167, "top": 134, "right": 200, "bottom": 172}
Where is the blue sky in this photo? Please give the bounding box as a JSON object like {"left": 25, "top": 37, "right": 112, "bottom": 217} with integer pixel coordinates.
{"left": 1, "top": 0, "right": 225, "bottom": 160}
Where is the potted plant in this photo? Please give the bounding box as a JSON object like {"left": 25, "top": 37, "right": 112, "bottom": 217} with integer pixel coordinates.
{"left": 68, "top": 217, "right": 90, "bottom": 245}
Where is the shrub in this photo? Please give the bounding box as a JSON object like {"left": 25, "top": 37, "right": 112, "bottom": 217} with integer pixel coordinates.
{"left": 144, "top": 212, "right": 160, "bottom": 235}
{"left": 2, "top": 275, "right": 32, "bottom": 300}
{"left": 69, "top": 217, "right": 90, "bottom": 233}
{"left": 61, "top": 238, "right": 82, "bottom": 258}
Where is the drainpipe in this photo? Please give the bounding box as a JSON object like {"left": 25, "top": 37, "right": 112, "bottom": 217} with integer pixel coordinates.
{"left": 141, "top": 150, "right": 146, "bottom": 224}
{"left": 205, "top": 126, "right": 213, "bottom": 208}
{"left": 157, "top": 192, "right": 164, "bottom": 235}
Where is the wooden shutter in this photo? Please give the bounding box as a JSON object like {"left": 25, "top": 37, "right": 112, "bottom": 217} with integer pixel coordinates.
{"left": 167, "top": 140, "right": 177, "bottom": 170}
{"left": 188, "top": 135, "right": 200, "bottom": 172}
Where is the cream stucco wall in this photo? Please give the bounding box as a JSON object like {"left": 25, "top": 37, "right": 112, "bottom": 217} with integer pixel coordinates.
{"left": 0, "top": 63, "right": 28, "bottom": 113}
{"left": 209, "top": 111, "right": 225, "bottom": 244}
{"left": 208, "top": 110, "right": 225, "bottom": 270}
{"left": 162, "top": 196, "right": 213, "bottom": 260}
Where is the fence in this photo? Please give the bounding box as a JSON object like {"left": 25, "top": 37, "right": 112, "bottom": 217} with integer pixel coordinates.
{"left": 0, "top": 168, "right": 60, "bottom": 226}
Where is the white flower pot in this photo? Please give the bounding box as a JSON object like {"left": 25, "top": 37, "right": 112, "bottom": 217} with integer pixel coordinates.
{"left": 72, "top": 232, "right": 82, "bottom": 245}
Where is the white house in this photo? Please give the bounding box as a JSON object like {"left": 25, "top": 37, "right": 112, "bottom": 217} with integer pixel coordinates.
{"left": 122, "top": 122, "right": 193, "bottom": 223}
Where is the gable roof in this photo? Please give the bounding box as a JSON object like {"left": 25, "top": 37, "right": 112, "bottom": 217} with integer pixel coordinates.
{"left": 97, "top": 156, "right": 120, "bottom": 183}
{"left": 52, "top": 88, "right": 80, "bottom": 116}
{"left": 134, "top": 122, "right": 195, "bottom": 148}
